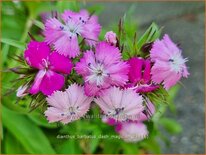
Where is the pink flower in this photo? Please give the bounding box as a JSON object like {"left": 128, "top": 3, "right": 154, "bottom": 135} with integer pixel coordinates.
{"left": 150, "top": 34, "right": 189, "bottom": 90}
{"left": 44, "top": 84, "right": 93, "bottom": 124}
{"left": 102, "top": 99, "right": 155, "bottom": 125}
{"left": 75, "top": 42, "right": 130, "bottom": 96}
{"left": 127, "top": 57, "right": 159, "bottom": 93}
{"left": 94, "top": 87, "right": 144, "bottom": 121}
{"left": 116, "top": 122, "right": 148, "bottom": 143}
{"left": 105, "top": 31, "right": 117, "bottom": 45}
{"left": 24, "top": 41, "right": 73, "bottom": 95}
{"left": 44, "top": 9, "right": 101, "bottom": 58}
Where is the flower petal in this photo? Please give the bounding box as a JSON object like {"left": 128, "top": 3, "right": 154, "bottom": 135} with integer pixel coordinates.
{"left": 118, "top": 122, "right": 148, "bottom": 143}
{"left": 49, "top": 52, "right": 73, "bottom": 74}
{"left": 75, "top": 50, "right": 96, "bottom": 77}
{"left": 61, "top": 9, "right": 89, "bottom": 24}
{"left": 45, "top": 84, "right": 92, "bottom": 124}
{"left": 81, "top": 15, "right": 101, "bottom": 46}
{"left": 24, "top": 41, "right": 50, "bottom": 69}
{"left": 143, "top": 59, "right": 151, "bottom": 83}
{"left": 95, "top": 42, "right": 122, "bottom": 66}
{"left": 44, "top": 18, "right": 65, "bottom": 45}
{"left": 53, "top": 33, "right": 80, "bottom": 58}
{"left": 84, "top": 82, "right": 108, "bottom": 97}
{"left": 40, "top": 70, "right": 65, "bottom": 95}
{"left": 30, "top": 70, "right": 47, "bottom": 94}
{"left": 44, "top": 18, "right": 80, "bottom": 58}
{"left": 128, "top": 57, "right": 144, "bottom": 83}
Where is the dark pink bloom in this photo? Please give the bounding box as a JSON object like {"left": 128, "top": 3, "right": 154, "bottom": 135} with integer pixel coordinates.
{"left": 127, "top": 57, "right": 159, "bottom": 93}
{"left": 24, "top": 41, "right": 73, "bottom": 95}
{"left": 150, "top": 34, "right": 189, "bottom": 90}
{"left": 44, "top": 10, "right": 101, "bottom": 58}
{"left": 75, "top": 42, "right": 130, "bottom": 96}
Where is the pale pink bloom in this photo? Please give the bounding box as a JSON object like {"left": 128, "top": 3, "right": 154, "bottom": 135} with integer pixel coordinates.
{"left": 105, "top": 31, "right": 117, "bottom": 45}
{"left": 117, "top": 122, "right": 148, "bottom": 143}
{"left": 94, "top": 87, "right": 144, "bottom": 121}
{"left": 45, "top": 84, "right": 93, "bottom": 124}
{"left": 24, "top": 41, "right": 73, "bottom": 95}
{"left": 44, "top": 10, "right": 101, "bottom": 58}
{"left": 75, "top": 42, "right": 129, "bottom": 96}
{"left": 16, "top": 84, "right": 29, "bottom": 97}
{"left": 150, "top": 34, "right": 189, "bottom": 90}
{"left": 102, "top": 99, "right": 155, "bottom": 124}
{"left": 127, "top": 57, "right": 159, "bottom": 93}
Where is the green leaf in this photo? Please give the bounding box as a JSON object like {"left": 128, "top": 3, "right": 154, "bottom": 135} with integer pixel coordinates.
{"left": 56, "top": 139, "right": 82, "bottom": 154}
{"left": 28, "top": 112, "right": 57, "bottom": 129}
{"left": 1, "top": 38, "right": 26, "bottom": 50}
{"left": 90, "top": 127, "right": 101, "bottom": 153}
{"left": 121, "top": 143, "right": 139, "bottom": 154}
{"left": 0, "top": 118, "right": 3, "bottom": 140}
{"left": 24, "top": 2, "right": 56, "bottom": 19}
{"left": 140, "top": 138, "right": 161, "bottom": 153}
{"left": 4, "top": 131, "right": 28, "bottom": 154}
{"left": 159, "top": 118, "right": 183, "bottom": 134}
{"left": 2, "top": 44, "right": 10, "bottom": 65}
{"left": 146, "top": 86, "right": 169, "bottom": 105}
{"left": 56, "top": 0, "right": 79, "bottom": 13}
{"left": 103, "top": 139, "right": 120, "bottom": 154}
{"left": 33, "top": 20, "right": 45, "bottom": 30}
{"left": 2, "top": 106, "right": 56, "bottom": 154}
{"left": 137, "top": 23, "right": 161, "bottom": 51}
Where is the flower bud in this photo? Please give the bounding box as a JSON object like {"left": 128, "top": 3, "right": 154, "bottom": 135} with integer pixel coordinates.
{"left": 105, "top": 31, "right": 117, "bottom": 45}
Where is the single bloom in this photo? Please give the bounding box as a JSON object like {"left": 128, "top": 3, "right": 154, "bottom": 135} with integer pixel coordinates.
{"left": 127, "top": 57, "right": 159, "bottom": 93}
{"left": 75, "top": 42, "right": 130, "bottom": 96}
{"left": 44, "top": 9, "right": 101, "bottom": 58}
{"left": 24, "top": 41, "right": 73, "bottom": 95}
{"left": 150, "top": 34, "right": 189, "bottom": 90}
{"left": 45, "top": 84, "right": 93, "bottom": 124}
{"left": 105, "top": 31, "right": 117, "bottom": 45}
{"left": 102, "top": 99, "right": 155, "bottom": 124}
{"left": 116, "top": 122, "right": 148, "bottom": 143}
{"left": 94, "top": 87, "right": 144, "bottom": 121}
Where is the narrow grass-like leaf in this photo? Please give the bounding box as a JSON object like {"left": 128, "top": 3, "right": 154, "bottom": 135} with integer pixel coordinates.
{"left": 2, "top": 106, "right": 56, "bottom": 154}
{"left": 1, "top": 38, "right": 26, "bottom": 50}
{"left": 137, "top": 23, "right": 161, "bottom": 51}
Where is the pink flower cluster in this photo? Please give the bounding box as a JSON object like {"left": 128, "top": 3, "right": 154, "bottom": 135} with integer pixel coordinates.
{"left": 16, "top": 9, "right": 189, "bottom": 143}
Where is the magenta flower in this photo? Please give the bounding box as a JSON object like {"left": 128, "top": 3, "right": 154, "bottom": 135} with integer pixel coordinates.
{"left": 44, "top": 84, "right": 93, "bottom": 124}
{"left": 75, "top": 42, "right": 130, "bottom": 96}
{"left": 116, "top": 122, "right": 148, "bottom": 143}
{"left": 24, "top": 41, "right": 73, "bottom": 95}
{"left": 95, "top": 87, "right": 144, "bottom": 121}
{"left": 44, "top": 9, "right": 101, "bottom": 58}
{"left": 127, "top": 57, "right": 159, "bottom": 93}
{"left": 150, "top": 34, "right": 189, "bottom": 90}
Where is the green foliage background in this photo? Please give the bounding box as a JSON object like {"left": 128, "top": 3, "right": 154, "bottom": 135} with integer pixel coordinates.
{"left": 1, "top": 1, "right": 182, "bottom": 154}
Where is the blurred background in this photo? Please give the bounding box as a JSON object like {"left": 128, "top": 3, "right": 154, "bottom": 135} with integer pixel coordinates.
{"left": 1, "top": 1, "right": 205, "bottom": 154}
